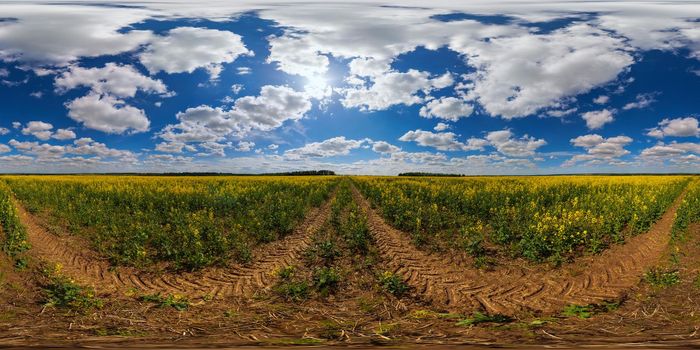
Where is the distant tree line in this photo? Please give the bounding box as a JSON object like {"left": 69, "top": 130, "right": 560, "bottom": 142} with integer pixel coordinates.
{"left": 398, "top": 172, "right": 465, "bottom": 177}
{"left": 264, "top": 170, "right": 336, "bottom": 176}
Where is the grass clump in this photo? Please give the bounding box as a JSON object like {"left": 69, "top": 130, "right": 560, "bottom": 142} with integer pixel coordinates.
{"left": 644, "top": 268, "right": 681, "bottom": 288}
{"left": 41, "top": 264, "right": 102, "bottom": 312}
{"left": 312, "top": 266, "right": 341, "bottom": 296}
{"left": 274, "top": 266, "right": 309, "bottom": 301}
{"left": 139, "top": 292, "right": 189, "bottom": 311}
{"left": 378, "top": 271, "right": 408, "bottom": 297}
{"left": 305, "top": 239, "right": 340, "bottom": 265}
{"left": 562, "top": 302, "right": 620, "bottom": 319}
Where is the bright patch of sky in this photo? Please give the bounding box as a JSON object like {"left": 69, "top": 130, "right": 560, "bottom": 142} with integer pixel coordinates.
{"left": 0, "top": 0, "right": 698, "bottom": 174}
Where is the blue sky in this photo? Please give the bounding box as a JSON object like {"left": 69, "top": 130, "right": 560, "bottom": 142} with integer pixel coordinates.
{"left": 0, "top": 1, "right": 698, "bottom": 174}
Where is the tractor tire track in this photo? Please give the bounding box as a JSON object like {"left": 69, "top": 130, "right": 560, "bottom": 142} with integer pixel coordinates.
{"left": 352, "top": 185, "right": 685, "bottom": 315}
{"left": 18, "top": 194, "right": 333, "bottom": 299}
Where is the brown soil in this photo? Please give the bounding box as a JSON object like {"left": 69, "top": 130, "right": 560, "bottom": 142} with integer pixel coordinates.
{"left": 353, "top": 186, "right": 686, "bottom": 315}
{"left": 16, "top": 197, "right": 333, "bottom": 299}
{"left": 1, "top": 186, "right": 699, "bottom": 348}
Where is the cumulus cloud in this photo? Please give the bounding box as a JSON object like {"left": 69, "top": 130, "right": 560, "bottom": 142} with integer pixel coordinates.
{"left": 139, "top": 27, "right": 252, "bottom": 80}
{"left": 0, "top": 4, "right": 152, "bottom": 66}
{"left": 348, "top": 57, "right": 391, "bottom": 78}
{"left": 434, "top": 122, "right": 451, "bottom": 131}
{"left": 235, "top": 141, "right": 255, "bottom": 152}
{"left": 160, "top": 85, "right": 311, "bottom": 145}
{"left": 581, "top": 109, "right": 615, "bottom": 130}
{"left": 0, "top": 144, "right": 10, "bottom": 153}
{"left": 68, "top": 137, "right": 136, "bottom": 161}
{"left": 19, "top": 127, "right": 71, "bottom": 141}
{"left": 565, "top": 134, "right": 633, "bottom": 166}
{"left": 55, "top": 63, "right": 171, "bottom": 135}
{"left": 55, "top": 63, "right": 169, "bottom": 98}
{"left": 268, "top": 34, "right": 329, "bottom": 77}
{"left": 456, "top": 24, "right": 633, "bottom": 118}
{"left": 372, "top": 140, "right": 401, "bottom": 154}
{"left": 52, "top": 129, "right": 76, "bottom": 140}
{"left": 8, "top": 139, "right": 65, "bottom": 158}
{"left": 66, "top": 93, "right": 150, "bottom": 134}
{"left": 21, "top": 121, "right": 53, "bottom": 140}
{"left": 285, "top": 136, "right": 366, "bottom": 159}
{"left": 593, "top": 95, "right": 610, "bottom": 104}
{"left": 399, "top": 129, "right": 487, "bottom": 152}
{"left": 639, "top": 141, "right": 700, "bottom": 167}
{"left": 419, "top": 97, "right": 473, "bottom": 121}
{"left": 647, "top": 117, "right": 699, "bottom": 138}
{"left": 342, "top": 70, "right": 452, "bottom": 111}
{"left": 485, "top": 129, "right": 547, "bottom": 157}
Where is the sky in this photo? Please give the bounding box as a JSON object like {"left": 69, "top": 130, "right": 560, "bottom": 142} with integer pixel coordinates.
{"left": 0, "top": 0, "right": 698, "bottom": 175}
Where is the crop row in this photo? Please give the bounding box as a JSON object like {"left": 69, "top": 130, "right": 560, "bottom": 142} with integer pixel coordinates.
{"left": 673, "top": 179, "right": 700, "bottom": 239}
{"left": 0, "top": 182, "right": 30, "bottom": 267}
{"left": 4, "top": 176, "right": 337, "bottom": 270}
{"left": 355, "top": 176, "right": 690, "bottom": 263}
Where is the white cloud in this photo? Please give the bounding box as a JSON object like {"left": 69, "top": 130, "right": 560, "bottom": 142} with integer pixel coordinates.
{"left": 0, "top": 4, "right": 152, "bottom": 66}
{"left": 419, "top": 97, "right": 473, "bottom": 121}
{"left": 485, "top": 129, "right": 547, "bottom": 157}
{"left": 21, "top": 121, "right": 53, "bottom": 141}
{"left": 342, "top": 70, "right": 452, "bottom": 111}
{"left": 11, "top": 122, "right": 21, "bottom": 129}
{"left": 237, "top": 67, "right": 252, "bottom": 75}
{"left": 55, "top": 63, "right": 169, "bottom": 98}
{"left": 156, "top": 142, "right": 188, "bottom": 154}
{"left": 546, "top": 107, "right": 577, "bottom": 118}
{"left": 0, "top": 144, "right": 10, "bottom": 153}
{"left": 434, "top": 122, "right": 451, "bottom": 131}
{"left": 372, "top": 140, "right": 401, "bottom": 154}
{"left": 9, "top": 139, "right": 65, "bottom": 158}
{"left": 0, "top": 127, "right": 10, "bottom": 135}
{"left": 268, "top": 144, "right": 279, "bottom": 150}
{"left": 55, "top": 63, "right": 171, "bottom": 135}
{"left": 285, "top": 136, "right": 366, "bottom": 159}
{"left": 639, "top": 142, "right": 700, "bottom": 167}
{"left": 593, "top": 95, "right": 609, "bottom": 104}
{"left": 647, "top": 117, "right": 700, "bottom": 138}
{"left": 268, "top": 34, "right": 329, "bottom": 77}
{"left": 399, "top": 129, "right": 487, "bottom": 152}
{"left": 622, "top": 93, "right": 656, "bottom": 110}
{"left": 139, "top": 27, "right": 252, "bottom": 80}
{"left": 66, "top": 93, "right": 150, "bottom": 134}
{"left": 68, "top": 137, "right": 136, "bottom": 161}
{"left": 52, "top": 128, "right": 76, "bottom": 140}
{"left": 456, "top": 24, "right": 633, "bottom": 118}
{"left": 565, "top": 134, "right": 633, "bottom": 166}
{"left": 348, "top": 57, "right": 391, "bottom": 78}
{"left": 235, "top": 141, "right": 255, "bottom": 152}
{"left": 231, "top": 84, "right": 243, "bottom": 94}
{"left": 160, "top": 85, "right": 311, "bottom": 145}
{"left": 581, "top": 109, "right": 615, "bottom": 130}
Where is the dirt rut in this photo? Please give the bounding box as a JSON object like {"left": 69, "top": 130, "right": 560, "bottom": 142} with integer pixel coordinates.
{"left": 353, "top": 186, "right": 685, "bottom": 315}
{"left": 18, "top": 197, "right": 333, "bottom": 299}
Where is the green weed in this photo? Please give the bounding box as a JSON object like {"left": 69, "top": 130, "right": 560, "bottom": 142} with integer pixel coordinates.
{"left": 378, "top": 271, "right": 408, "bottom": 297}
{"left": 139, "top": 293, "right": 189, "bottom": 311}
{"left": 644, "top": 268, "right": 681, "bottom": 288}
